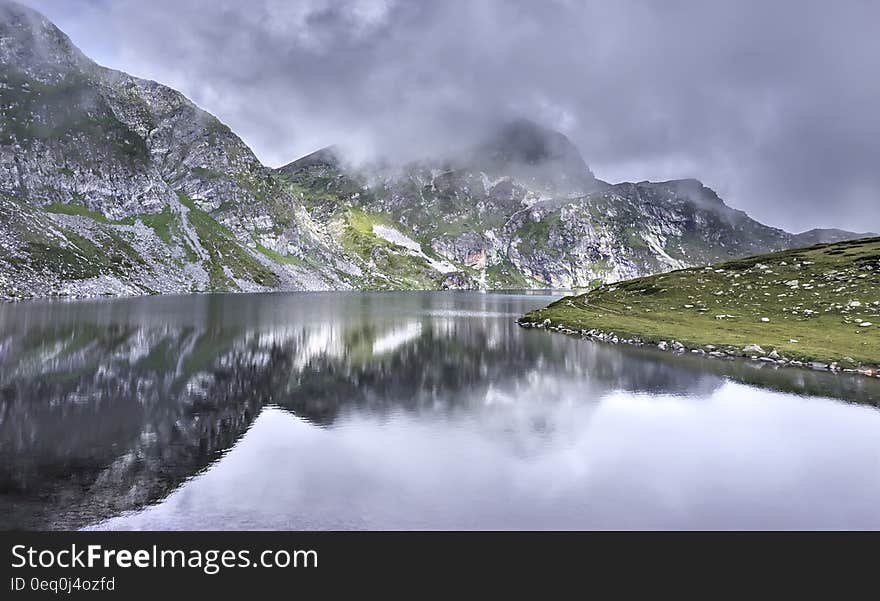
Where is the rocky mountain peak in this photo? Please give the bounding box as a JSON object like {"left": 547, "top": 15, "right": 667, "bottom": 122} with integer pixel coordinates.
{"left": 278, "top": 145, "right": 343, "bottom": 173}
{"left": 654, "top": 179, "right": 727, "bottom": 208}
{"left": 482, "top": 118, "right": 588, "bottom": 167}
{"left": 0, "top": 1, "right": 91, "bottom": 80}
{"left": 792, "top": 228, "right": 879, "bottom": 246}
{"left": 472, "top": 118, "right": 597, "bottom": 194}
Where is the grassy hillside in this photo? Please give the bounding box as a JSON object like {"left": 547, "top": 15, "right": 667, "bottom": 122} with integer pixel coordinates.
{"left": 520, "top": 237, "right": 880, "bottom": 371}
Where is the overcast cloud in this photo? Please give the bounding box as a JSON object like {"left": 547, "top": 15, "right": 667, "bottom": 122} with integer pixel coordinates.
{"left": 19, "top": 0, "right": 880, "bottom": 232}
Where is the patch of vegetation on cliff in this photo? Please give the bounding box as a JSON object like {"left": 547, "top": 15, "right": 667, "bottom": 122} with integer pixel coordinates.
{"left": 516, "top": 213, "right": 561, "bottom": 255}
{"left": 14, "top": 232, "right": 106, "bottom": 280}
{"left": 277, "top": 159, "right": 367, "bottom": 219}
{"left": 0, "top": 71, "right": 149, "bottom": 164}
{"left": 521, "top": 238, "right": 880, "bottom": 366}
{"left": 254, "top": 242, "right": 308, "bottom": 267}
{"left": 128, "top": 208, "right": 176, "bottom": 244}
{"left": 190, "top": 166, "right": 227, "bottom": 181}
{"left": 485, "top": 258, "right": 536, "bottom": 289}
{"left": 177, "top": 193, "right": 279, "bottom": 289}
{"left": 337, "top": 209, "right": 441, "bottom": 289}
{"left": 15, "top": 227, "right": 143, "bottom": 282}
{"left": 46, "top": 202, "right": 177, "bottom": 246}
{"left": 45, "top": 202, "right": 112, "bottom": 223}
{"left": 3, "top": 197, "right": 145, "bottom": 285}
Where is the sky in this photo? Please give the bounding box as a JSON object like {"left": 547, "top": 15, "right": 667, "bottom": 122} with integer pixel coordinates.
{"left": 18, "top": 0, "right": 880, "bottom": 233}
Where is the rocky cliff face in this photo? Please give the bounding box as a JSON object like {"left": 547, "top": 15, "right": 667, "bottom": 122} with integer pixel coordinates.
{"left": 0, "top": 1, "right": 360, "bottom": 299}
{"left": 0, "top": 2, "right": 871, "bottom": 299}
{"left": 276, "top": 137, "right": 869, "bottom": 290}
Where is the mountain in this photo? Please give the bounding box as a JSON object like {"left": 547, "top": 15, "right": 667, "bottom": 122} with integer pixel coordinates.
{"left": 0, "top": 2, "right": 871, "bottom": 299}
{"left": 471, "top": 117, "right": 600, "bottom": 194}
{"left": 792, "top": 228, "right": 878, "bottom": 247}
{"left": 0, "top": 1, "right": 361, "bottom": 298}
{"left": 275, "top": 142, "right": 862, "bottom": 289}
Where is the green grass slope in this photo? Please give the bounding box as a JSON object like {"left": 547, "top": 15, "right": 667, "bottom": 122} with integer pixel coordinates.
{"left": 520, "top": 237, "right": 880, "bottom": 372}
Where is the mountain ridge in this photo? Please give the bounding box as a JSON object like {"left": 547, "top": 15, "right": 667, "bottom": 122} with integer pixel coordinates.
{"left": 0, "top": 1, "right": 872, "bottom": 299}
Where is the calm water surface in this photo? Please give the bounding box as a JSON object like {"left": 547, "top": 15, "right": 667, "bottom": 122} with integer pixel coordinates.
{"left": 2, "top": 291, "right": 880, "bottom": 530}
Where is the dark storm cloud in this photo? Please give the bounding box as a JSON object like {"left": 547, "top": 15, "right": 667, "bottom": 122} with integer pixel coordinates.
{"left": 20, "top": 0, "right": 880, "bottom": 232}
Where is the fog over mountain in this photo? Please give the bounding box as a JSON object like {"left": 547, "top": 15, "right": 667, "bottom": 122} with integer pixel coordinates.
{"left": 17, "top": 0, "right": 880, "bottom": 233}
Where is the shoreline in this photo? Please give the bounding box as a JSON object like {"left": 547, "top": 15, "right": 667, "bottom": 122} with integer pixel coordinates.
{"left": 518, "top": 315, "right": 880, "bottom": 379}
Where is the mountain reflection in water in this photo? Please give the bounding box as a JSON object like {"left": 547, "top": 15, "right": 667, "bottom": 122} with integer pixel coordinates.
{"left": 1, "top": 292, "right": 879, "bottom": 530}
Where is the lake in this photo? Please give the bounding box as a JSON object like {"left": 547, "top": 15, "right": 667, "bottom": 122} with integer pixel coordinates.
{"left": 2, "top": 291, "right": 880, "bottom": 530}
